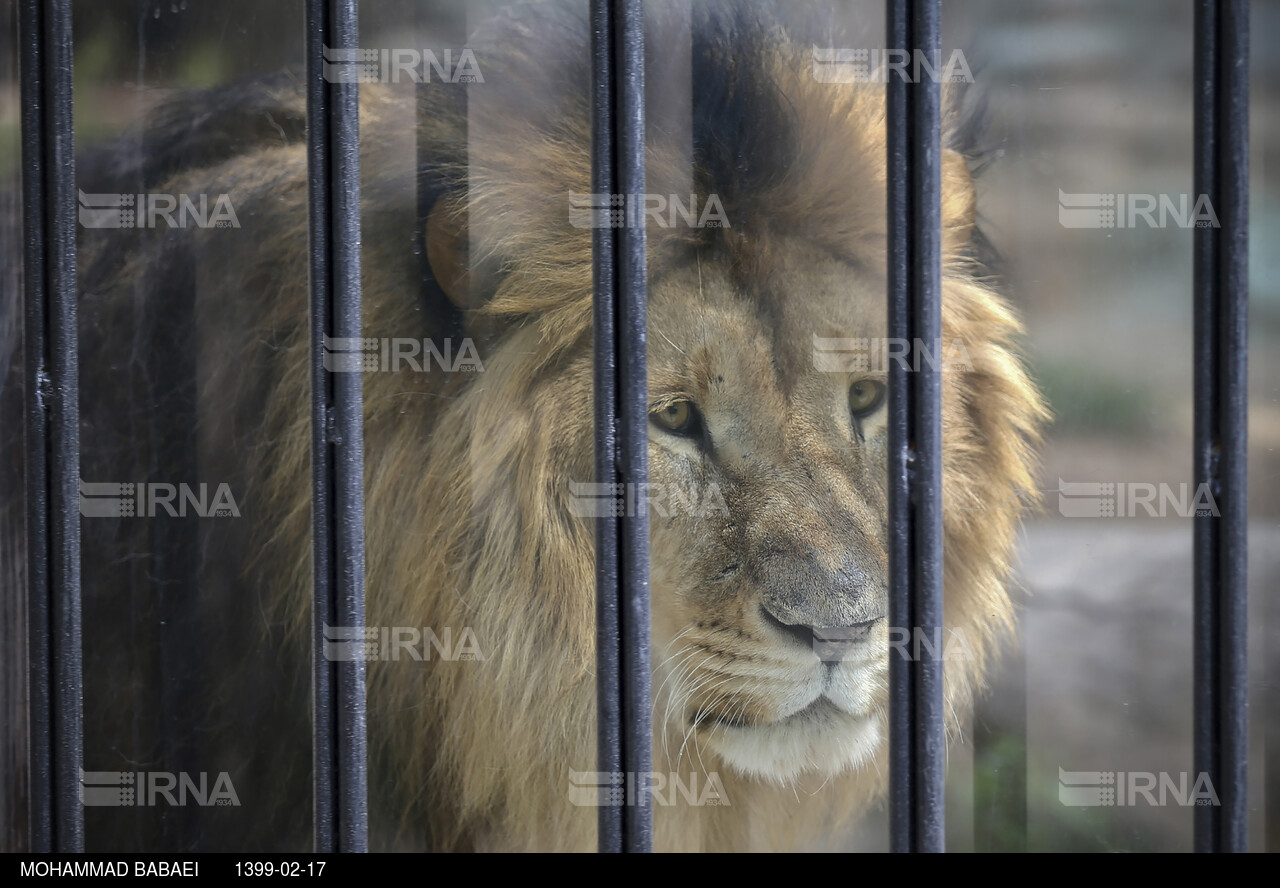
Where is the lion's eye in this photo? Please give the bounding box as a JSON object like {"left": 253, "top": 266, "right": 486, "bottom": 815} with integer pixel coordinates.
{"left": 651, "top": 400, "right": 699, "bottom": 436}
{"left": 848, "top": 380, "right": 886, "bottom": 419}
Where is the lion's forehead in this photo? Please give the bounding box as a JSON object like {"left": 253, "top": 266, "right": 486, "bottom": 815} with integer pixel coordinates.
{"left": 646, "top": 250, "right": 885, "bottom": 402}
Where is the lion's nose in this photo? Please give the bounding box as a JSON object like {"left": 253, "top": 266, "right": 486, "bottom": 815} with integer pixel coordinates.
{"left": 759, "top": 606, "right": 881, "bottom": 661}
{"left": 755, "top": 545, "right": 887, "bottom": 629}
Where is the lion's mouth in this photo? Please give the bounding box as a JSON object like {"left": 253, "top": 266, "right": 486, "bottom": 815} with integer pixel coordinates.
{"left": 688, "top": 693, "right": 884, "bottom": 781}
{"left": 695, "top": 696, "right": 846, "bottom": 731}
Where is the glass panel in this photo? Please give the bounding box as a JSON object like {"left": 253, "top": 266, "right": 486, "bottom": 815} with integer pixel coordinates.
{"left": 0, "top": 0, "right": 1272, "bottom": 853}
{"left": 71, "top": 0, "right": 307, "bottom": 852}
{"left": 947, "top": 0, "right": 1275, "bottom": 853}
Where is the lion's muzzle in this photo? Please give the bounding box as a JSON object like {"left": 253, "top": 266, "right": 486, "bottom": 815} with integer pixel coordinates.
{"left": 754, "top": 543, "right": 888, "bottom": 655}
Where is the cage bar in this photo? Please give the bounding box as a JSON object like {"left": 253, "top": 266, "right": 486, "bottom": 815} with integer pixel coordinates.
{"left": 19, "top": 0, "right": 83, "bottom": 855}
{"left": 591, "top": 0, "right": 653, "bottom": 854}
{"left": 885, "top": 0, "right": 945, "bottom": 854}
{"left": 1192, "top": 0, "right": 1249, "bottom": 855}
{"left": 305, "top": 0, "right": 368, "bottom": 854}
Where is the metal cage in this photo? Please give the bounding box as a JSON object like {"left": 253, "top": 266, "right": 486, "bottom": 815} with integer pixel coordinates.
{"left": 15, "top": 0, "right": 1250, "bottom": 854}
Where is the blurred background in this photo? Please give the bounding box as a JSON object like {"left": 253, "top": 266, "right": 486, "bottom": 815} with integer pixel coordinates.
{"left": 0, "top": 0, "right": 1276, "bottom": 853}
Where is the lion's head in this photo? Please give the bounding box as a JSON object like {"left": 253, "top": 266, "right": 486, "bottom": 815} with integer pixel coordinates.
{"left": 34, "top": 0, "right": 1047, "bottom": 854}
{"left": 337, "top": 2, "right": 1045, "bottom": 851}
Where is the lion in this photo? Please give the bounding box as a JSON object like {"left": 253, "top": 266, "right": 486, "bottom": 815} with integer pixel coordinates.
{"left": 5, "top": 0, "right": 1044, "bottom": 852}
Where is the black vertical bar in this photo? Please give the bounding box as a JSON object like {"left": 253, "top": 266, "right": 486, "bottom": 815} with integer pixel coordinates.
{"left": 306, "top": 0, "right": 368, "bottom": 854}
{"left": 615, "top": 0, "right": 652, "bottom": 855}
{"left": 592, "top": 0, "right": 652, "bottom": 853}
{"left": 19, "top": 0, "right": 82, "bottom": 854}
{"left": 1193, "top": 0, "right": 1248, "bottom": 855}
{"left": 590, "top": 0, "right": 623, "bottom": 856}
{"left": 886, "top": 0, "right": 945, "bottom": 854}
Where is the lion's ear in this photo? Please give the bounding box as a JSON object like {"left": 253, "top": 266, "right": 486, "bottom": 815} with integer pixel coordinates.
{"left": 941, "top": 149, "right": 976, "bottom": 256}
{"left": 424, "top": 196, "right": 500, "bottom": 312}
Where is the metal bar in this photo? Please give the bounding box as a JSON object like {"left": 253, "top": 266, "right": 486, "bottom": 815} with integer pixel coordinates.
{"left": 306, "top": 0, "right": 368, "bottom": 854}
{"left": 1193, "top": 0, "right": 1249, "bottom": 855}
{"left": 19, "top": 0, "right": 82, "bottom": 854}
{"left": 591, "top": 0, "right": 652, "bottom": 853}
{"left": 886, "top": 0, "right": 945, "bottom": 854}
{"left": 590, "top": 0, "right": 623, "bottom": 856}
{"left": 614, "top": 0, "right": 652, "bottom": 855}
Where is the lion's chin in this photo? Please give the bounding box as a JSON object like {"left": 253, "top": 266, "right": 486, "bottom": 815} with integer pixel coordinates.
{"left": 702, "top": 698, "right": 883, "bottom": 783}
